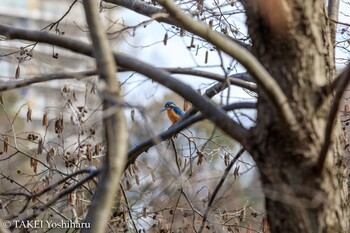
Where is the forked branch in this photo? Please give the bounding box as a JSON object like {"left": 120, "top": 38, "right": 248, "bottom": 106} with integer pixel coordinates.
{"left": 155, "top": 0, "right": 298, "bottom": 132}
{"left": 0, "top": 24, "right": 252, "bottom": 151}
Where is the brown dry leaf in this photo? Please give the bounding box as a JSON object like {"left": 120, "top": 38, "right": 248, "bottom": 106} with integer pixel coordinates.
{"left": 15, "top": 64, "right": 20, "bottom": 79}
{"left": 27, "top": 106, "right": 32, "bottom": 122}
{"left": 42, "top": 112, "right": 49, "bottom": 126}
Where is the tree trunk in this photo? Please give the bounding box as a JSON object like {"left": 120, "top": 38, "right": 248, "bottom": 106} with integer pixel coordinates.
{"left": 243, "top": 1, "right": 349, "bottom": 232}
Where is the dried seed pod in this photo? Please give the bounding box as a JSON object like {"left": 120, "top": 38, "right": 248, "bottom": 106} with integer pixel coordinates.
{"left": 131, "top": 109, "right": 135, "bottom": 122}
{"left": 42, "top": 112, "right": 49, "bottom": 126}
{"left": 60, "top": 116, "right": 64, "bottom": 130}
{"left": 86, "top": 144, "right": 92, "bottom": 161}
{"left": 31, "top": 153, "right": 38, "bottom": 174}
{"left": 163, "top": 33, "right": 168, "bottom": 46}
{"left": 209, "top": 20, "right": 213, "bottom": 28}
{"left": 190, "top": 37, "right": 196, "bottom": 50}
{"left": 233, "top": 165, "right": 240, "bottom": 179}
{"left": 135, "top": 174, "right": 140, "bottom": 185}
{"left": 142, "top": 207, "right": 147, "bottom": 218}
{"left": 126, "top": 179, "right": 132, "bottom": 190}
{"left": 70, "top": 115, "right": 75, "bottom": 125}
{"left": 37, "top": 139, "right": 43, "bottom": 155}
{"left": 94, "top": 143, "right": 101, "bottom": 156}
{"left": 204, "top": 50, "right": 209, "bottom": 64}
{"left": 3, "top": 136, "right": 9, "bottom": 153}
{"left": 15, "top": 64, "right": 20, "bottom": 79}
{"left": 197, "top": 150, "right": 204, "bottom": 165}
{"left": 27, "top": 106, "right": 32, "bottom": 122}
{"left": 224, "top": 153, "right": 229, "bottom": 166}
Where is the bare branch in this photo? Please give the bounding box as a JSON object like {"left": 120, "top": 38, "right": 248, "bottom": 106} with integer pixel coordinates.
{"left": 17, "top": 169, "right": 100, "bottom": 224}
{"left": 316, "top": 64, "right": 350, "bottom": 174}
{"left": 155, "top": 0, "right": 298, "bottom": 132}
{"left": 103, "top": 0, "right": 251, "bottom": 49}
{"left": 127, "top": 102, "right": 256, "bottom": 168}
{"left": 82, "top": 2, "right": 128, "bottom": 233}
{"left": 0, "top": 24, "right": 252, "bottom": 152}
{"left": 0, "top": 70, "right": 96, "bottom": 92}
{"left": 163, "top": 69, "right": 256, "bottom": 92}
{"left": 198, "top": 148, "right": 245, "bottom": 233}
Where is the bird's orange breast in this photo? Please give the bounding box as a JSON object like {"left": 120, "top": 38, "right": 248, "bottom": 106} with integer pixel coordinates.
{"left": 167, "top": 108, "right": 181, "bottom": 123}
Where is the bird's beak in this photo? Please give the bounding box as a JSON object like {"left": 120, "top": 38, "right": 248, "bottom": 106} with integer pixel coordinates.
{"left": 160, "top": 107, "right": 167, "bottom": 113}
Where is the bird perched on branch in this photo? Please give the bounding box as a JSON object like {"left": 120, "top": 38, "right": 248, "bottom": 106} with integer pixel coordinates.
{"left": 161, "top": 101, "right": 184, "bottom": 124}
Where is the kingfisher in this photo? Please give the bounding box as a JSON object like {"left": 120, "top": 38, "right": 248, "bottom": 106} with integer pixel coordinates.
{"left": 161, "top": 101, "right": 184, "bottom": 124}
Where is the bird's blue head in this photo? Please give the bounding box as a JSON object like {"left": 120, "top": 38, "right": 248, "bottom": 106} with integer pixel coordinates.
{"left": 164, "top": 101, "right": 175, "bottom": 108}
{"left": 161, "top": 101, "right": 175, "bottom": 112}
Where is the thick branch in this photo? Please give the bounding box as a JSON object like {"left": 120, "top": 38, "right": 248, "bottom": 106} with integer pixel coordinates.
{"left": 0, "top": 24, "right": 251, "bottom": 151}
{"left": 155, "top": 0, "right": 298, "bottom": 132}
{"left": 82, "top": 2, "right": 128, "bottom": 233}
{"left": 127, "top": 102, "right": 256, "bottom": 168}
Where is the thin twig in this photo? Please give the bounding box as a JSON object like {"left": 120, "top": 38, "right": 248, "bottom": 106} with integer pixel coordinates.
{"left": 119, "top": 183, "right": 138, "bottom": 233}
{"left": 197, "top": 148, "right": 245, "bottom": 233}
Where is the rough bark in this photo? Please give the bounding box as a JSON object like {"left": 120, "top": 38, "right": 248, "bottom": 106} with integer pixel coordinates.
{"left": 242, "top": 0, "right": 349, "bottom": 232}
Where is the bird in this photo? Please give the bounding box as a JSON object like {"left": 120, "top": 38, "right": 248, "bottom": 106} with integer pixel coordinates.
{"left": 161, "top": 101, "right": 184, "bottom": 124}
